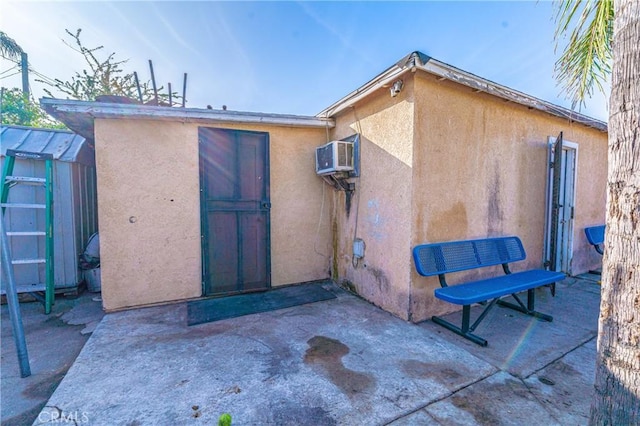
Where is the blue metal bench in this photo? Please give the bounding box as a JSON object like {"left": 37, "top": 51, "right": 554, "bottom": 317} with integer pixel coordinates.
{"left": 584, "top": 225, "right": 605, "bottom": 275}
{"left": 412, "top": 236, "right": 565, "bottom": 346}
{"left": 584, "top": 225, "right": 605, "bottom": 255}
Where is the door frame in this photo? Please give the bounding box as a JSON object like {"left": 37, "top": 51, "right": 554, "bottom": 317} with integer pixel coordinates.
{"left": 544, "top": 135, "right": 579, "bottom": 274}
{"left": 198, "top": 127, "right": 271, "bottom": 296}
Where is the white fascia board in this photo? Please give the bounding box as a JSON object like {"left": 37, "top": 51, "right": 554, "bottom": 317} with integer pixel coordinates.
{"left": 316, "top": 64, "right": 409, "bottom": 118}
{"left": 41, "top": 98, "right": 334, "bottom": 129}
{"left": 420, "top": 59, "right": 607, "bottom": 132}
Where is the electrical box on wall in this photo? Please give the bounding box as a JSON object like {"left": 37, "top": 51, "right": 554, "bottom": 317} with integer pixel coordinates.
{"left": 315, "top": 140, "right": 354, "bottom": 175}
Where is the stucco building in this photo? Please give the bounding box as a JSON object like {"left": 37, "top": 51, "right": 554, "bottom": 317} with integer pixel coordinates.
{"left": 42, "top": 51, "right": 607, "bottom": 319}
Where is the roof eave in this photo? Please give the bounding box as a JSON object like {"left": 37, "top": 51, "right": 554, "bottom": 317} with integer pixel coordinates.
{"left": 41, "top": 98, "right": 335, "bottom": 140}
{"left": 316, "top": 61, "right": 411, "bottom": 118}
{"left": 318, "top": 51, "right": 608, "bottom": 133}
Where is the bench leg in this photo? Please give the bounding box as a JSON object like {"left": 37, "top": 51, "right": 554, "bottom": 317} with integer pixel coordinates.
{"left": 432, "top": 290, "right": 553, "bottom": 347}
{"left": 496, "top": 289, "right": 553, "bottom": 322}
{"left": 432, "top": 305, "right": 488, "bottom": 347}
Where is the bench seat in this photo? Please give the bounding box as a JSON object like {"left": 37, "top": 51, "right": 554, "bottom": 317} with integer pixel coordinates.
{"left": 413, "top": 236, "right": 565, "bottom": 346}
{"left": 435, "top": 270, "right": 566, "bottom": 305}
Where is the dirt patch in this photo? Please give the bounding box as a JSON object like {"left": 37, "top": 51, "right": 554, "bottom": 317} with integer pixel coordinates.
{"left": 549, "top": 360, "right": 581, "bottom": 377}
{"left": 449, "top": 377, "right": 533, "bottom": 424}
{"left": 2, "top": 401, "right": 47, "bottom": 426}
{"left": 22, "top": 369, "right": 67, "bottom": 400}
{"left": 304, "top": 336, "right": 375, "bottom": 397}
{"left": 266, "top": 400, "right": 337, "bottom": 426}
{"left": 401, "top": 359, "right": 464, "bottom": 388}
{"left": 247, "top": 335, "right": 298, "bottom": 381}
{"left": 148, "top": 325, "right": 229, "bottom": 343}
{"left": 450, "top": 393, "right": 500, "bottom": 424}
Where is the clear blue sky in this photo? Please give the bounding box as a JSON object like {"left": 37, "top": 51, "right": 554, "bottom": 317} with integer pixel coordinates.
{"left": 1, "top": 1, "right": 608, "bottom": 121}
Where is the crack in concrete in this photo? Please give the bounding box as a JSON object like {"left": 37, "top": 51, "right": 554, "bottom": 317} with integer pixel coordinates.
{"left": 382, "top": 369, "right": 497, "bottom": 425}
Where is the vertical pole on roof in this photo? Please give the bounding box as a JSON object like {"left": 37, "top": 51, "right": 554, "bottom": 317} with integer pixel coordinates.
{"left": 1, "top": 212, "right": 31, "bottom": 378}
{"left": 149, "top": 60, "right": 159, "bottom": 105}
{"left": 168, "top": 82, "right": 172, "bottom": 107}
{"left": 182, "top": 73, "right": 187, "bottom": 108}
{"left": 21, "top": 52, "right": 29, "bottom": 101}
{"left": 133, "top": 72, "right": 143, "bottom": 103}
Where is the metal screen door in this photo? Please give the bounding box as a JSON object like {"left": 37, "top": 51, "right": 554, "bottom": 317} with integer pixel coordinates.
{"left": 546, "top": 132, "right": 577, "bottom": 274}
{"left": 199, "top": 127, "right": 270, "bottom": 296}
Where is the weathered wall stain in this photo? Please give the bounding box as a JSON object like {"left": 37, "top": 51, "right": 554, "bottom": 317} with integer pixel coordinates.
{"left": 332, "top": 213, "right": 339, "bottom": 279}
{"left": 366, "top": 265, "right": 390, "bottom": 294}
{"left": 304, "top": 336, "right": 375, "bottom": 398}
{"left": 340, "top": 280, "right": 359, "bottom": 296}
{"left": 427, "top": 202, "right": 468, "bottom": 241}
{"left": 366, "top": 199, "right": 386, "bottom": 242}
{"left": 487, "top": 165, "right": 504, "bottom": 235}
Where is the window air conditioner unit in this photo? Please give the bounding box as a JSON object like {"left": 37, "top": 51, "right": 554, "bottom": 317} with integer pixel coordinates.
{"left": 315, "top": 140, "right": 354, "bottom": 175}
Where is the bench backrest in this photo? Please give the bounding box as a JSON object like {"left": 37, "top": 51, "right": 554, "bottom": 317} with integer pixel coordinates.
{"left": 413, "top": 236, "right": 526, "bottom": 277}
{"left": 584, "top": 225, "right": 605, "bottom": 245}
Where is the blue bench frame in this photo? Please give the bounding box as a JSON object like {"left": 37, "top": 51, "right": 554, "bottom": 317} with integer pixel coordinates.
{"left": 413, "top": 236, "right": 565, "bottom": 346}
{"left": 584, "top": 225, "right": 605, "bottom": 275}
{"left": 584, "top": 225, "right": 605, "bottom": 255}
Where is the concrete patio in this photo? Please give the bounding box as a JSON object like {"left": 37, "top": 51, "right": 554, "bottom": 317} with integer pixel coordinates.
{"left": 1, "top": 292, "right": 104, "bottom": 425}
{"left": 4, "top": 275, "right": 600, "bottom": 425}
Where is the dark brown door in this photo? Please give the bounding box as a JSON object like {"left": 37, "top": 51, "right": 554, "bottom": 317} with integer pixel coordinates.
{"left": 199, "top": 127, "right": 270, "bottom": 296}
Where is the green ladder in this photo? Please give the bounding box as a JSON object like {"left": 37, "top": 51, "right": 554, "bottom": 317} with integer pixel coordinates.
{"left": 0, "top": 149, "right": 55, "bottom": 314}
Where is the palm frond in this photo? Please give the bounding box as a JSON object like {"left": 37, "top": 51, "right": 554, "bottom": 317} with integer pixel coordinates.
{"left": 0, "top": 31, "right": 24, "bottom": 60}
{"left": 554, "top": 0, "right": 613, "bottom": 109}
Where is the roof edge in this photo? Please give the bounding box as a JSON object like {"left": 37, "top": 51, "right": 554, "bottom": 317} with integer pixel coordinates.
{"left": 318, "top": 51, "right": 608, "bottom": 133}
{"left": 41, "top": 98, "right": 335, "bottom": 133}
{"left": 316, "top": 60, "right": 410, "bottom": 118}
{"left": 0, "top": 124, "right": 92, "bottom": 165}
{"left": 0, "top": 124, "right": 76, "bottom": 134}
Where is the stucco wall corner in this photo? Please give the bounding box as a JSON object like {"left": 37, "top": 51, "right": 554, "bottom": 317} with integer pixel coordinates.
{"left": 330, "top": 76, "right": 416, "bottom": 321}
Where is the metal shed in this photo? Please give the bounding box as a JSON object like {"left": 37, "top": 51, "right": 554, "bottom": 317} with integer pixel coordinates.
{"left": 0, "top": 125, "right": 98, "bottom": 294}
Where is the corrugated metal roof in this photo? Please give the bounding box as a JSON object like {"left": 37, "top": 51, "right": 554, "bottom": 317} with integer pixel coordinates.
{"left": 0, "top": 125, "right": 94, "bottom": 165}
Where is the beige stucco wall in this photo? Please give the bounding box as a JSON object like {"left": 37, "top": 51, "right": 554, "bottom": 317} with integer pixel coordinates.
{"left": 331, "top": 77, "right": 415, "bottom": 320}
{"left": 566, "top": 127, "right": 608, "bottom": 274}
{"left": 91, "top": 70, "right": 606, "bottom": 319}
{"left": 94, "top": 118, "right": 330, "bottom": 311}
{"left": 328, "top": 70, "right": 606, "bottom": 323}
{"left": 410, "top": 71, "right": 607, "bottom": 321}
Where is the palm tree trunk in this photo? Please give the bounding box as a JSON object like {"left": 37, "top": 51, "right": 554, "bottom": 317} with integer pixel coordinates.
{"left": 589, "top": 0, "right": 640, "bottom": 424}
